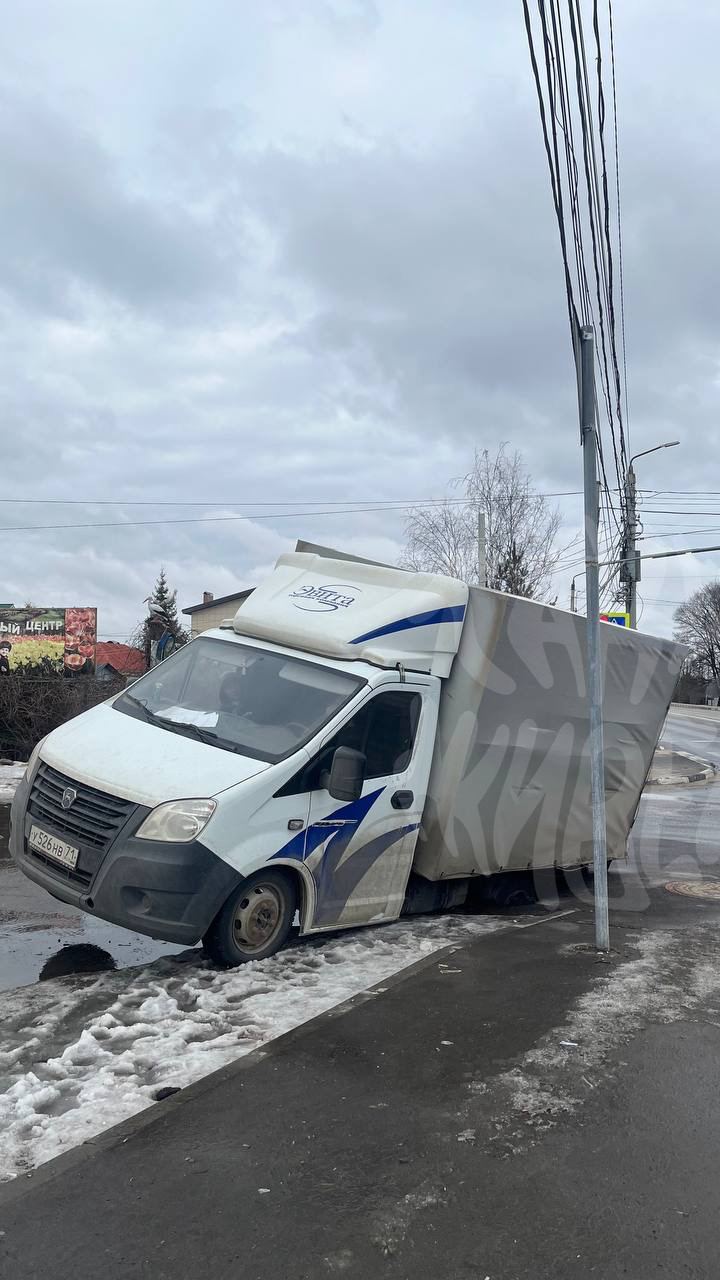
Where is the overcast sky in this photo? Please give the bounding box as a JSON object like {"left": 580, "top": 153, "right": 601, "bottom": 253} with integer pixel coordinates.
{"left": 1, "top": 0, "right": 718, "bottom": 641}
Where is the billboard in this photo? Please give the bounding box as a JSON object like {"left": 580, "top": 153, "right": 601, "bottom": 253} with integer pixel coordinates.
{"left": 0, "top": 608, "right": 97, "bottom": 676}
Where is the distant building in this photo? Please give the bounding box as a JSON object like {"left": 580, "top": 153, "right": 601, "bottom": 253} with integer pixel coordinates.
{"left": 182, "top": 589, "right": 253, "bottom": 637}
{"left": 95, "top": 642, "right": 147, "bottom": 683}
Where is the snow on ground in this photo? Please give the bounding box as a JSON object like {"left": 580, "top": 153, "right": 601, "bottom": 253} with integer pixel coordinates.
{"left": 0, "top": 762, "right": 25, "bottom": 804}
{"left": 479, "top": 924, "right": 720, "bottom": 1151}
{"left": 0, "top": 912, "right": 512, "bottom": 1182}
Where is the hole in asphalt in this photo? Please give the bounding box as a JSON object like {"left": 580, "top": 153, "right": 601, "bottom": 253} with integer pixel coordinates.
{"left": 39, "top": 943, "right": 117, "bottom": 982}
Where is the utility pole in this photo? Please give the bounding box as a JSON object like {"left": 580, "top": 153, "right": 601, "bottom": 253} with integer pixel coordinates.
{"left": 478, "top": 511, "right": 486, "bottom": 587}
{"left": 622, "top": 441, "right": 679, "bottom": 628}
{"left": 570, "top": 578, "right": 577, "bottom": 612}
{"left": 580, "top": 325, "right": 610, "bottom": 952}
{"left": 623, "top": 463, "right": 637, "bottom": 627}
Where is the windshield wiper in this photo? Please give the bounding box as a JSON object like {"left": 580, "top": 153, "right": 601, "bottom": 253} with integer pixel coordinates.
{"left": 124, "top": 694, "right": 164, "bottom": 725}
{"left": 122, "top": 696, "right": 244, "bottom": 754}
{"left": 167, "top": 720, "right": 239, "bottom": 751}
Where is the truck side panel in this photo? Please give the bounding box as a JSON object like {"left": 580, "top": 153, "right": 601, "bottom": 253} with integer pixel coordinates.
{"left": 414, "top": 588, "right": 684, "bottom": 879}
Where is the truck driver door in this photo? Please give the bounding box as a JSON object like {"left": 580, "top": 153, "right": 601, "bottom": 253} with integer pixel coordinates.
{"left": 302, "top": 683, "right": 438, "bottom": 931}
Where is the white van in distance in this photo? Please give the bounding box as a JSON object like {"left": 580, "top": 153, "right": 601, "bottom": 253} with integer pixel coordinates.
{"left": 11, "top": 547, "right": 683, "bottom": 965}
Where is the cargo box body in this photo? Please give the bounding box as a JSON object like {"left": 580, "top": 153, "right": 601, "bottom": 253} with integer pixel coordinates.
{"left": 414, "top": 586, "right": 685, "bottom": 879}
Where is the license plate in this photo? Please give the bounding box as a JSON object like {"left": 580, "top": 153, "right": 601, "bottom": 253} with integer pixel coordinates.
{"left": 29, "top": 825, "right": 79, "bottom": 870}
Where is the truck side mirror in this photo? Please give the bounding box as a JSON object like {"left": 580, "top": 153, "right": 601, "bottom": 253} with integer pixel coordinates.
{"left": 327, "top": 746, "right": 366, "bottom": 802}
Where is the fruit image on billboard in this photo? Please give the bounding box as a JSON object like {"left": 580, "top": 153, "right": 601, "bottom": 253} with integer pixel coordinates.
{"left": 0, "top": 608, "right": 97, "bottom": 675}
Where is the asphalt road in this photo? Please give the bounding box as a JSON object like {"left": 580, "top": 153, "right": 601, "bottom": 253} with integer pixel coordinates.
{"left": 661, "top": 703, "right": 720, "bottom": 760}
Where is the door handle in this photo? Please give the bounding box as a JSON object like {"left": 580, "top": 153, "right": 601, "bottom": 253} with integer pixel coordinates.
{"left": 391, "top": 790, "right": 414, "bottom": 810}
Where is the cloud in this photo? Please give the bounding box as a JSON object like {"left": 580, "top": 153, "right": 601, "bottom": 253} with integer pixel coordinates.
{"left": 0, "top": 0, "right": 718, "bottom": 646}
{"left": 0, "top": 92, "right": 232, "bottom": 315}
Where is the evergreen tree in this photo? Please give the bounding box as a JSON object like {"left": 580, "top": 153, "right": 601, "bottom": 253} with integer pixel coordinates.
{"left": 491, "top": 540, "right": 532, "bottom": 598}
{"left": 150, "top": 568, "right": 182, "bottom": 632}
{"left": 136, "top": 568, "right": 188, "bottom": 665}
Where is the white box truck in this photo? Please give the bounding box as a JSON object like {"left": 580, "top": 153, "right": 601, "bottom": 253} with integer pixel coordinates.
{"left": 11, "top": 547, "right": 684, "bottom": 965}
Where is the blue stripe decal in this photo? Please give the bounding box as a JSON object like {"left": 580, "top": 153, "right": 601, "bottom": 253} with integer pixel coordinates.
{"left": 271, "top": 787, "right": 385, "bottom": 863}
{"left": 270, "top": 789, "right": 420, "bottom": 929}
{"left": 349, "top": 603, "right": 466, "bottom": 646}
{"left": 313, "top": 822, "right": 419, "bottom": 928}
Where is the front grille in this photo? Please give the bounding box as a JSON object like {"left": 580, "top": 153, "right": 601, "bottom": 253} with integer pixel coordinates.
{"left": 28, "top": 762, "right": 136, "bottom": 854}
{"left": 26, "top": 849, "right": 93, "bottom": 888}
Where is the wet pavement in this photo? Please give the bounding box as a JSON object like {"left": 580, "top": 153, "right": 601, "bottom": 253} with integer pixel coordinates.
{"left": 0, "top": 808, "right": 190, "bottom": 992}
{"left": 661, "top": 702, "right": 720, "bottom": 760}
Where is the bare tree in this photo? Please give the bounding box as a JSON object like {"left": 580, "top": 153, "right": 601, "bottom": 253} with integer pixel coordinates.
{"left": 400, "top": 500, "right": 478, "bottom": 582}
{"left": 401, "top": 445, "right": 564, "bottom": 600}
{"left": 673, "top": 582, "right": 720, "bottom": 682}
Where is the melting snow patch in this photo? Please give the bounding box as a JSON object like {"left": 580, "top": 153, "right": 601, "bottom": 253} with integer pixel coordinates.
{"left": 0, "top": 914, "right": 504, "bottom": 1182}
{"left": 488, "top": 926, "right": 720, "bottom": 1143}
{"left": 0, "top": 762, "right": 25, "bottom": 804}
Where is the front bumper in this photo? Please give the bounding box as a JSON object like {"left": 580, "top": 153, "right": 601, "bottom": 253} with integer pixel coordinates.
{"left": 10, "top": 769, "right": 240, "bottom": 945}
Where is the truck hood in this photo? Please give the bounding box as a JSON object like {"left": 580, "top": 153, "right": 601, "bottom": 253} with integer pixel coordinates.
{"left": 40, "top": 700, "right": 270, "bottom": 807}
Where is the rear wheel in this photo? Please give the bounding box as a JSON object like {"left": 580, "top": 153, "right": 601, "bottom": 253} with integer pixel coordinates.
{"left": 203, "top": 870, "right": 297, "bottom": 967}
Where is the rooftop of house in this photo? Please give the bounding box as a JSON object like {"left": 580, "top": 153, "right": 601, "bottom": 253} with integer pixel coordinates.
{"left": 182, "top": 588, "right": 253, "bottom": 616}
{"left": 95, "top": 641, "right": 146, "bottom": 675}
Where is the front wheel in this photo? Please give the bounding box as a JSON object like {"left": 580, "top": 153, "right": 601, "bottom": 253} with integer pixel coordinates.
{"left": 203, "top": 870, "right": 297, "bottom": 967}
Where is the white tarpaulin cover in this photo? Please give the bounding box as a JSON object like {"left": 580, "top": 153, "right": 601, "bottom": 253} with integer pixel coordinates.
{"left": 414, "top": 586, "right": 686, "bottom": 876}
{"left": 294, "top": 544, "right": 686, "bottom": 876}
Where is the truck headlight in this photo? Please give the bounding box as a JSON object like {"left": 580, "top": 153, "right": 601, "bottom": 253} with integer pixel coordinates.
{"left": 136, "top": 799, "right": 217, "bottom": 843}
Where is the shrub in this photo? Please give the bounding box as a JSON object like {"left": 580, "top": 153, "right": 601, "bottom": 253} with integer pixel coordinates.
{"left": 0, "top": 664, "right": 125, "bottom": 760}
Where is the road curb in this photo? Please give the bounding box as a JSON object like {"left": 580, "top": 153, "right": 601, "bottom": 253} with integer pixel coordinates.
{"left": 645, "top": 748, "right": 716, "bottom": 788}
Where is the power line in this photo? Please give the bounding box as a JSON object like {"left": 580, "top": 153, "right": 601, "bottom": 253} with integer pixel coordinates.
{"left": 0, "top": 503, "right": 478, "bottom": 534}
{"left": 523, "top": 0, "right": 630, "bottom": 620}
{"left": 0, "top": 491, "right": 585, "bottom": 507}
{"left": 608, "top": 0, "right": 629, "bottom": 450}
{"left": 592, "top": 0, "right": 627, "bottom": 476}
{"left": 639, "top": 525, "right": 720, "bottom": 542}
{"left": 568, "top": 0, "right": 627, "bottom": 494}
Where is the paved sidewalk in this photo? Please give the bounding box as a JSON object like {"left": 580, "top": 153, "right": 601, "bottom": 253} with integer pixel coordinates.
{"left": 2, "top": 871, "right": 720, "bottom": 1280}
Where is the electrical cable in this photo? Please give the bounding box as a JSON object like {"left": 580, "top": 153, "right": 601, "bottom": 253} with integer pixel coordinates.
{"left": 523, "top": 0, "right": 630, "bottom": 608}
{"left": 592, "top": 0, "right": 628, "bottom": 476}
{"left": 0, "top": 491, "right": 584, "bottom": 507}
{"left": 607, "top": 0, "right": 629, "bottom": 451}
{"left": 567, "top": 0, "right": 626, "bottom": 500}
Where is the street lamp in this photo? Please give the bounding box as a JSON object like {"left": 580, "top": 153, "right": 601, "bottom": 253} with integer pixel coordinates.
{"left": 624, "top": 440, "right": 680, "bottom": 627}
{"left": 629, "top": 440, "right": 680, "bottom": 468}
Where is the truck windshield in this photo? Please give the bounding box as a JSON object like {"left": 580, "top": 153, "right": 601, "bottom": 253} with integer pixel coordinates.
{"left": 114, "top": 638, "right": 365, "bottom": 762}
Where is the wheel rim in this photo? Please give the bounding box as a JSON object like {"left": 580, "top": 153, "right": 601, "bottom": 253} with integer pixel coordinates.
{"left": 232, "top": 884, "right": 284, "bottom": 953}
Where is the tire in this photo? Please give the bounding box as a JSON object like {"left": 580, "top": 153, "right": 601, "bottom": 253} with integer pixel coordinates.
{"left": 203, "top": 870, "right": 297, "bottom": 967}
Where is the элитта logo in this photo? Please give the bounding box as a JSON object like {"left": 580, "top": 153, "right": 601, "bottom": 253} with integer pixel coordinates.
{"left": 290, "top": 584, "right": 358, "bottom": 613}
